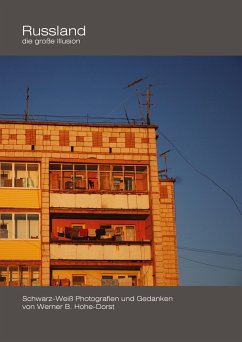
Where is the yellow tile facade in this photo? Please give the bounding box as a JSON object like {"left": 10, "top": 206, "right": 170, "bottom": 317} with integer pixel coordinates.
{"left": 0, "top": 189, "right": 41, "bottom": 208}
{"left": 0, "top": 240, "right": 41, "bottom": 260}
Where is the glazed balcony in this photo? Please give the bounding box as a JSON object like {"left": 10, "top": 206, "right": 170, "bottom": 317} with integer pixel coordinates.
{"left": 50, "top": 163, "right": 149, "bottom": 210}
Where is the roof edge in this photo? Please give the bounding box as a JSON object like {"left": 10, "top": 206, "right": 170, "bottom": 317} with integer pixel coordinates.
{"left": 0, "top": 120, "right": 158, "bottom": 129}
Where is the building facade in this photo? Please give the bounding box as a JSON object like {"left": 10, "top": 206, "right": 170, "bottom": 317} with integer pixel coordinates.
{"left": 0, "top": 121, "right": 178, "bottom": 286}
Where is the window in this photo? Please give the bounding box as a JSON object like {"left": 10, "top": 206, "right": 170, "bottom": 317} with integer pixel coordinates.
{"left": 0, "top": 162, "right": 39, "bottom": 188}
{"left": 0, "top": 265, "right": 40, "bottom": 286}
{"left": 125, "top": 226, "right": 136, "bottom": 241}
{"left": 27, "top": 164, "right": 39, "bottom": 187}
{"left": 101, "top": 275, "right": 119, "bottom": 286}
{"left": 100, "top": 164, "right": 110, "bottom": 190}
{"left": 9, "top": 266, "right": 19, "bottom": 286}
{"left": 74, "top": 164, "right": 86, "bottom": 190}
{"left": 0, "top": 213, "right": 40, "bottom": 240}
{"left": 113, "top": 225, "right": 136, "bottom": 241}
{"left": 136, "top": 166, "right": 147, "bottom": 191}
{"left": 49, "top": 164, "right": 61, "bottom": 190}
{"left": 124, "top": 177, "right": 133, "bottom": 190}
{"left": 0, "top": 214, "right": 12, "bottom": 239}
{"left": 49, "top": 163, "right": 148, "bottom": 192}
{"left": 114, "top": 226, "right": 123, "bottom": 241}
{"left": 15, "top": 214, "right": 26, "bottom": 239}
{"left": 31, "top": 267, "right": 40, "bottom": 286}
{"left": 72, "top": 275, "right": 85, "bottom": 286}
{"left": 71, "top": 224, "right": 85, "bottom": 229}
{"left": 0, "top": 163, "right": 12, "bottom": 187}
{"left": 15, "top": 163, "right": 26, "bottom": 187}
{"left": 20, "top": 267, "right": 29, "bottom": 286}
{"left": 124, "top": 166, "right": 135, "bottom": 190}
{"left": 128, "top": 275, "right": 137, "bottom": 286}
{"left": 51, "top": 271, "right": 139, "bottom": 287}
{"left": 0, "top": 266, "right": 7, "bottom": 286}
{"left": 117, "top": 276, "right": 133, "bottom": 286}
{"left": 63, "top": 164, "right": 73, "bottom": 190}
{"left": 101, "top": 274, "right": 137, "bottom": 286}
{"left": 28, "top": 214, "right": 39, "bottom": 239}
{"left": 52, "top": 220, "right": 136, "bottom": 242}
{"left": 111, "top": 165, "right": 123, "bottom": 190}
{"left": 87, "top": 165, "right": 98, "bottom": 190}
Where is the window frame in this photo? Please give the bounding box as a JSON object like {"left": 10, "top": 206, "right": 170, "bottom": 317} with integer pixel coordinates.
{"left": 0, "top": 162, "right": 40, "bottom": 189}
{"left": 101, "top": 273, "right": 138, "bottom": 286}
{"left": 113, "top": 225, "right": 136, "bottom": 241}
{"left": 0, "top": 212, "right": 40, "bottom": 240}
{"left": 0, "top": 265, "right": 40, "bottom": 286}
{"left": 72, "top": 274, "right": 86, "bottom": 286}
{"left": 49, "top": 163, "right": 148, "bottom": 193}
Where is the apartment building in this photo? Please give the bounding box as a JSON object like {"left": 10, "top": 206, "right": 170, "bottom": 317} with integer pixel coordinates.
{"left": 0, "top": 120, "right": 178, "bottom": 286}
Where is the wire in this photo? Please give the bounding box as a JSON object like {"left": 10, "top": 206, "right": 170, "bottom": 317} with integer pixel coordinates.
{"left": 178, "top": 246, "right": 242, "bottom": 258}
{"left": 0, "top": 113, "right": 145, "bottom": 125}
{"left": 179, "top": 256, "right": 242, "bottom": 272}
{"left": 158, "top": 129, "right": 242, "bottom": 216}
{"left": 103, "top": 92, "right": 134, "bottom": 118}
{"left": 0, "top": 113, "right": 136, "bottom": 120}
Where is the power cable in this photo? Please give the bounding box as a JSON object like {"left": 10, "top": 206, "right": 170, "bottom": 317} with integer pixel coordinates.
{"left": 0, "top": 113, "right": 144, "bottom": 124}
{"left": 0, "top": 113, "right": 127, "bottom": 119}
{"left": 180, "top": 255, "right": 242, "bottom": 272}
{"left": 178, "top": 246, "right": 242, "bottom": 258}
{"left": 158, "top": 129, "right": 242, "bottom": 216}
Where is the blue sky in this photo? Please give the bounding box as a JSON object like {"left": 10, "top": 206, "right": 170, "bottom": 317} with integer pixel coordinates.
{"left": 0, "top": 56, "right": 241, "bottom": 285}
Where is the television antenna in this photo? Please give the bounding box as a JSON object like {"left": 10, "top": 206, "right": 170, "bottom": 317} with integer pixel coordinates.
{"left": 126, "top": 77, "right": 147, "bottom": 124}
{"left": 142, "top": 84, "right": 153, "bottom": 125}
{"left": 159, "top": 149, "right": 172, "bottom": 178}
{"left": 123, "top": 105, "right": 130, "bottom": 124}
{"left": 24, "top": 86, "right": 30, "bottom": 121}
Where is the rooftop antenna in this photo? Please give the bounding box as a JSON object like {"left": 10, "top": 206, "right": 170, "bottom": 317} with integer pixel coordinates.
{"left": 123, "top": 105, "right": 130, "bottom": 124}
{"left": 127, "top": 78, "right": 146, "bottom": 88}
{"left": 126, "top": 77, "right": 147, "bottom": 124}
{"left": 24, "top": 86, "right": 30, "bottom": 121}
{"left": 142, "top": 84, "right": 152, "bottom": 125}
{"left": 159, "top": 149, "right": 171, "bottom": 178}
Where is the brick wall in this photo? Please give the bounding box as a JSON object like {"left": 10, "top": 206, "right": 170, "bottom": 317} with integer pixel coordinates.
{"left": 25, "top": 129, "right": 36, "bottom": 145}
{"left": 125, "top": 132, "right": 135, "bottom": 148}
{"left": 0, "top": 122, "right": 178, "bottom": 286}
{"left": 59, "top": 131, "right": 69, "bottom": 146}
{"left": 159, "top": 180, "right": 179, "bottom": 286}
{"left": 0, "top": 123, "right": 155, "bottom": 157}
{"left": 92, "top": 132, "right": 103, "bottom": 147}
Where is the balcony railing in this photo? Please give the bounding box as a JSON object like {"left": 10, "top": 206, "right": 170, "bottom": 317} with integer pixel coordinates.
{"left": 50, "top": 241, "right": 151, "bottom": 261}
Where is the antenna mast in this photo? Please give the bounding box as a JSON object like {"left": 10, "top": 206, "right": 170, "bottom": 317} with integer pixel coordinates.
{"left": 24, "top": 87, "right": 30, "bottom": 121}
{"left": 126, "top": 77, "right": 146, "bottom": 124}
{"left": 143, "top": 84, "right": 152, "bottom": 125}
{"left": 159, "top": 149, "right": 171, "bottom": 178}
{"left": 123, "top": 105, "right": 130, "bottom": 124}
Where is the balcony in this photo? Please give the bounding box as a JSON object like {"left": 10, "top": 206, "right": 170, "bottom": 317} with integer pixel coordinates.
{"left": 0, "top": 240, "right": 41, "bottom": 260}
{"left": 50, "top": 192, "right": 149, "bottom": 209}
{"left": 50, "top": 241, "right": 151, "bottom": 261}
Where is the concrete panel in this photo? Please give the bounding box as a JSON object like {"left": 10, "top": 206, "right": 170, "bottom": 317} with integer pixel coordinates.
{"left": 50, "top": 243, "right": 151, "bottom": 261}
{"left": 50, "top": 193, "right": 149, "bottom": 209}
